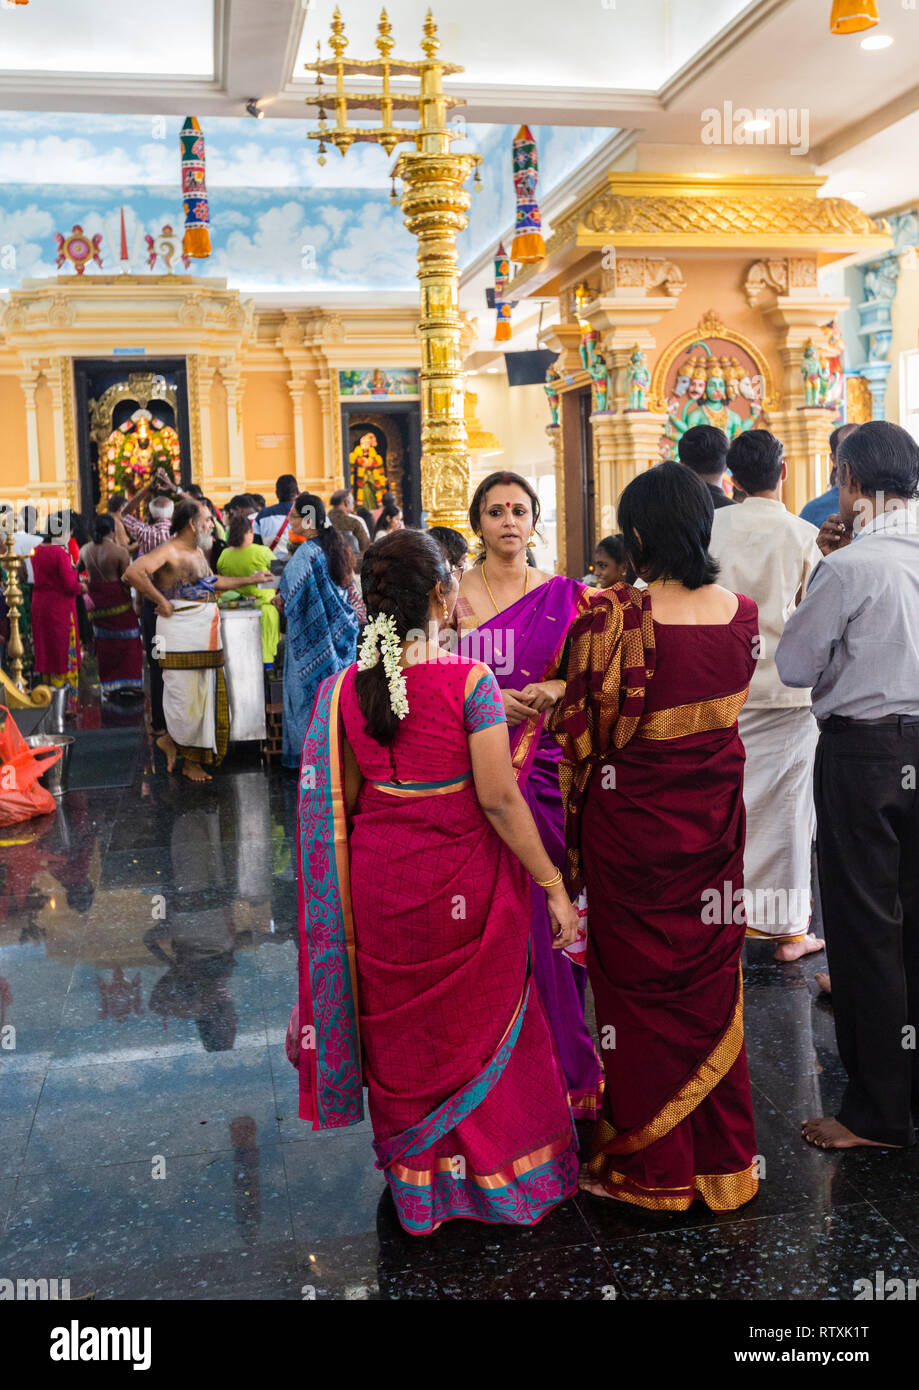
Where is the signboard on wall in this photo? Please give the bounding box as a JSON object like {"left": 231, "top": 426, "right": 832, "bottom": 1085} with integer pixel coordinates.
{"left": 338, "top": 368, "right": 420, "bottom": 400}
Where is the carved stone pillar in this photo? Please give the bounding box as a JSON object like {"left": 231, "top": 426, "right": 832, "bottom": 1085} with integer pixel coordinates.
{"left": 286, "top": 375, "right": 307, "bottom": 480}
{"left": 46, "top": 359, "right": 68, "bottom": 491}
{"left": 315, "top": 376, "right": 338, "bottom": 491}
{"left": 591, "top": 411, "right": 670, "bottom": 532}
{"left": 545, "top": 424, "right": 565, "bottom": 576}
{"left": 17, "top": 362, "right": 41, "bottom": 486}
{"left": 219, "top": 360, "right": 246, "bottom": 492}
{"left": 196, "top": 360, "right": 216, "bottom": 483}
{"left": 765, "top": 296, "right": 848, "bottom": 512}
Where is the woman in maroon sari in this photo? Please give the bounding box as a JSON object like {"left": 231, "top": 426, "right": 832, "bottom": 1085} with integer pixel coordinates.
{"left": 550, "top": 462, "right": 759, "bottom": 1213}
{"left": 79, "top": 514, "right": 144, "bottom": 696}
{"left": 455, "top": 472, "right": 603, "bottom": 1120}
{"left": 293, "top": 530, "right": 581, "bottom": 1234}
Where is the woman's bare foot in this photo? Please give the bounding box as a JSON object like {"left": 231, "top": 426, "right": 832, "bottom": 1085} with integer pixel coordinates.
{"left": 814, "top": 972, "right": 832, "bottom": 995}
{"left": 801, "top": 1116, "right": 901, "bottom": 1149}
{"left": 578, "top": 1172, "right": 617, "bottom": 1200}
{"left": 774, "top": 933, "right": 825, "bottom": 963}
{"left": 182, "top": 762, "right": 211, "bottom": 782}
{"left": 155, "top": 733, "right": 177, "bottom": 772}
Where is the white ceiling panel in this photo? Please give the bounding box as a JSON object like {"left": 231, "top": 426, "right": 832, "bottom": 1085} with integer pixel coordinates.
{"left": 0, "top": 0, "right": 216, "bottom": 77}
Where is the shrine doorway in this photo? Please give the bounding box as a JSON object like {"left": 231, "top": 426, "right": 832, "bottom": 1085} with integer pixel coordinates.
{"left": 73, "top": 356, "right": 193, "bottom": 518}
{"left": 339, "top": 401, "right": 422, "bottom": 527}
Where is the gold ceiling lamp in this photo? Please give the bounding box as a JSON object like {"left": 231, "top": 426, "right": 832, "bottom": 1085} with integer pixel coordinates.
{"left": 829, "top": 0, "right": 879, "bottom": 34}
{"left": 305, "top": 8, "right": 483, "bottom": 531}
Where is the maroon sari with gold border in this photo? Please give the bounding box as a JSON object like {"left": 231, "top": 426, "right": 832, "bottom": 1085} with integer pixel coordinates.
{"left": 551, "top": 585, "right": 759, "bottom": 1213}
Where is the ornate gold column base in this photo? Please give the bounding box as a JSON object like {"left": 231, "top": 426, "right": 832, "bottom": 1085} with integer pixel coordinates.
{"left": 0, "top": 672, "right": 52, "bottom": 711}
{"left": 591, "top": 411, "right": 669, "bottom": 534}
{"left": 766, "top": 407, "right": 837, "bottom": 516}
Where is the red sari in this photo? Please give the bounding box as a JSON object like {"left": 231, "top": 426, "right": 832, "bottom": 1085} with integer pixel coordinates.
{"left": 551, "top": 585, "right": 759, "bottom": 1213}
{"left": 30, "top": 544, "right": 82, "bottom": 706}
{"left": 295, "top": 655, "right": 578, "bottom": 1235}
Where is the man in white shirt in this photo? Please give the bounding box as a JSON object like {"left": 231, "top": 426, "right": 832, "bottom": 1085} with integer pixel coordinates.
{"left": 710, "top": 429, "right": 823, "bottom": 962}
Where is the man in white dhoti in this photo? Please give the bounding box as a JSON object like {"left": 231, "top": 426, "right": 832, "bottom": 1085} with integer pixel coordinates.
{"left": 710, "top": 429, "right": 824, "bottom": 961}
{"left": 123, "top": 498, "right": 271, "bottom": 782}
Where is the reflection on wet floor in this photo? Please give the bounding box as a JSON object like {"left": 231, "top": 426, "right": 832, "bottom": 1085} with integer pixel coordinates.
{"left": 2, "top": 703, "right": 919, "bottom": 1300}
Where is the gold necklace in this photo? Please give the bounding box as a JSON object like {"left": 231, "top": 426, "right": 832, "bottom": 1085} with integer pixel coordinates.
{"left": 482, "top": 559, "right": 529, "bottom": 614}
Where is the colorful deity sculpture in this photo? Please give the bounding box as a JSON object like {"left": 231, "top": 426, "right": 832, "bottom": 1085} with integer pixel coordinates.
{"left": 821, "top": 317, "right": 846, "bottom": 410}
{"left": 349, "top": 432, "right": 388, "bottom": 510}
{"left": 683, "top": 355, "right": 759, "bottom": 438}
{"left": 588, "top": 349, "right": 611, "bottom": 413}
{"left": 801, "top": 340, "right": 825, "bottom": 407}
{"left": 625, "top": 346, "right": 651, "bottom": 411}
{"left": 544, "top": 364, "right": 561, "bottom": 427}
{"left": 579, "top": 324, "right": 600, "bottom": 372}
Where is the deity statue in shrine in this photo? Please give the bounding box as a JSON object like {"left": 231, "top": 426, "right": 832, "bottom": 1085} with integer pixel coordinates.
{"left": 104, "top": 409, "right": 180, "bottom": 495}
{"left": 625, "top": 346, "right": 651, "bottom": 411}
{"left": 349, "top": 431, "right": 388, "bottom": 510}
{"left": 821, "top": 318, "right": 846, "bottom": 411}
{"left": 544, "top": 364, "right": 561, "bottom": 427}
{"left": 683, "top": 356, "right": 758, "bottom": 439}
{"left": 801, "top": 340, "right": 825, "bottom": 407}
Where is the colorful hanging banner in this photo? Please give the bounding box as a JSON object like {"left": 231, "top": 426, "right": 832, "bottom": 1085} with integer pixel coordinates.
{"left": 510, "top": 125, "right": 545, "bottom": 264}
{"left": 494, "top": 241, "right": 511, "bottom": 342}
{"left": 181, "top": 117, "right": 211, "bottom": 259}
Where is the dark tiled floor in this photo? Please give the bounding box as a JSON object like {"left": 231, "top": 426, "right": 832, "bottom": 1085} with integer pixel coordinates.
{"left": 2, "top": 693, "right": 918, "bottom": 1301}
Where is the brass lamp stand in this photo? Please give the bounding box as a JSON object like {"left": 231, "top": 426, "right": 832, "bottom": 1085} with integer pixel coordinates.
{"left": 305, "top": 8, "right": 482, "bottom": 531}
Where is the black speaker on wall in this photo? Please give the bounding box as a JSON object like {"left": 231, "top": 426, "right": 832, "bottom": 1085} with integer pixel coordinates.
{"left": 503, "top": 349, "right": 558, "bottom": 387}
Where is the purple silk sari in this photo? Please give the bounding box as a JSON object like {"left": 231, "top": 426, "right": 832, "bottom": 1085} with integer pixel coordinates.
{"left": 459, "top": 575, "right": 603, "bottom": 1118}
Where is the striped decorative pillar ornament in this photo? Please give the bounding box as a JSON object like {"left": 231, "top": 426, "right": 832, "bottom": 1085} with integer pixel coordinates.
{"left": 181, "top": 117, "right": 211, "bottom": 259}
{"left": 829, "top": 0, "right": 878, "bottom": 33}
{"left": 510, "top": 125, "right": 545, "bottom": 264}
{"left": 494, "top": 241, "right": 511, "bottom": 341}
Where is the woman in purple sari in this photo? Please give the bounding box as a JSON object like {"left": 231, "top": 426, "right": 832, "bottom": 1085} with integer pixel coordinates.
{"left": 456, "top": 472, "right": 603, "bottom": 1119}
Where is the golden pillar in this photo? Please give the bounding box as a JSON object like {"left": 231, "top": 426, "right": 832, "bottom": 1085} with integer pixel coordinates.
{"left": 305, "top": 8, "right": 481, "bottom": 530}
{"left": 0, "top": 525, "right": 52, "bottom": 712}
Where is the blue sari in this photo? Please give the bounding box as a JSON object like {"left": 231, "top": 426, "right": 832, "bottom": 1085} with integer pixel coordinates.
{"left": 279, "top": 541, "right": 359, "bottom": 769}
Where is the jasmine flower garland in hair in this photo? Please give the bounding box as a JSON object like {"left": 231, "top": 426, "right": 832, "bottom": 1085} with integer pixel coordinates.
{"left": 357, "top": 614, "right": 409, "bottom": 720}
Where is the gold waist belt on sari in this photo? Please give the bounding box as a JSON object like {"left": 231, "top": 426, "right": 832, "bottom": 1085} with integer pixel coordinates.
{"left": 636, "top": 688, "right": 748, "bottom": 741}
{"left": 369, "top": 774, "right": 472, "bottom": 799}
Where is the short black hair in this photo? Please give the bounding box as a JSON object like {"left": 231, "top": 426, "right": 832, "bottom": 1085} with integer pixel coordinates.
{"left": 596, "top": 534, "right": 626, "bottom": 565}
{"left": 837, "top": 421, "right": 919, "bottom": 500}
{"left": 617, "top": 461, "right": 719, "bottom": 590}
{"left": 427, "top": 525, "right": 468, "bottom": 568}
{"left": 107, "top": 491, "right": 125, "bottom": 513}
{"left": 726, "top": 429, "right": 784, "bottom": 494}
{"left": 678, "top": 425, "right": 729, "bottom": 478}
{"left": 330, "top": 488, "right": 352, "bottom": 508}
{"left": 276, "top": 474, "right": 299, "bottom": 502}
{"left": 171, "top": 498, "right": 205, "bottom": 535}
{"left": 829, "top": 422, "right": 858, "bottom": 462}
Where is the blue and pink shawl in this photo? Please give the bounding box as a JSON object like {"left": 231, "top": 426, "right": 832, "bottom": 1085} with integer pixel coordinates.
{"left": 279, "top": 540, "right": 359, "bottom": 769}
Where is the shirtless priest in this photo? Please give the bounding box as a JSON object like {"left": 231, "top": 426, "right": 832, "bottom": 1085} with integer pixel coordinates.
{"left": 123, "top": 497, "right": 271, "bottom": 781}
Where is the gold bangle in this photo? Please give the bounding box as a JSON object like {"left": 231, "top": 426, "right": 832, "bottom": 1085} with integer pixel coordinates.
{"left": 534, "top": 868, "right": 563, "bottom": 889}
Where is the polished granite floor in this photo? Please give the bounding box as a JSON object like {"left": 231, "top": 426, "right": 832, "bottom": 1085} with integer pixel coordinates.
{"left": 2, "top": 692, "right": 918, "bottom": 1302}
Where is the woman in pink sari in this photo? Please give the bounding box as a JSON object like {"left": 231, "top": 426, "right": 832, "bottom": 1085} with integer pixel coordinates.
{"left": 293, "top": 529, "right": 580, "bottom": 1235}
{"left": 455, "top": 472, "right": 603, "bottom": 1120}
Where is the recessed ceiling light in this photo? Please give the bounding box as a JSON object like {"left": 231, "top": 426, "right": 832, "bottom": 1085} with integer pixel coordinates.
{"left": 860, "top": 34, "right": 893, "bottom": 50}
{"left": 487, "top": 367, "right": 500, "bottom": 373}
{"left": 742, "top": 118, "right": 771, "bottom": 132}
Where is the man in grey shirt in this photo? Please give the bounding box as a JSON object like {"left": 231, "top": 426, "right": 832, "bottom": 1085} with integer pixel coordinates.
{"left": 776, "top": 421, "right": 919, "bottom": 1153}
